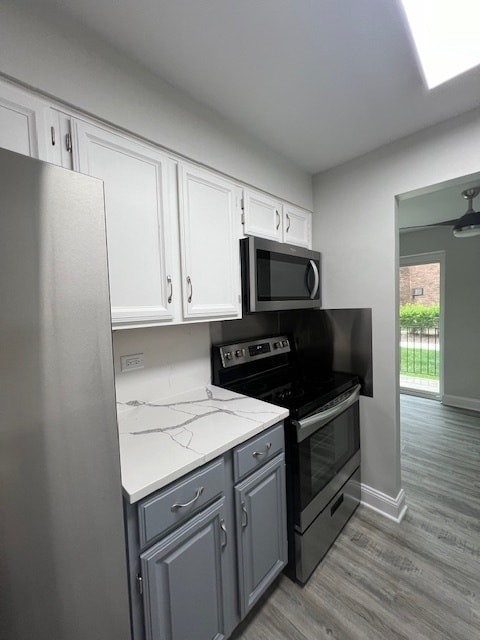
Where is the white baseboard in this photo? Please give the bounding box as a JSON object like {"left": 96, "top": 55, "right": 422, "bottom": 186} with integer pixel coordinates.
{"left": 442, "top": 394, "right": 480, "bottom": 413}
{"left": 361, "top": 484, "right": 407, "bottom": 523}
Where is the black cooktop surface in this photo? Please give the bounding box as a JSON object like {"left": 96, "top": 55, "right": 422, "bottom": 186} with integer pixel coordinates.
{"left": 227, "top": 369, "right": 359, "bottom": 420}
{"left": 212, "top": 334, "right": 360, "bottom": 420}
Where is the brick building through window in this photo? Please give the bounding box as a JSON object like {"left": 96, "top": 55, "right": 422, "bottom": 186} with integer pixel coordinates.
{"left": 399, "top": 263, "right": 440, "bottom": 307}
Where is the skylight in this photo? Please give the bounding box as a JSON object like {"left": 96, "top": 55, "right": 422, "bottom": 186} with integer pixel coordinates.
{"left": 401, "top": 0, "right": 480, "bottom": 88}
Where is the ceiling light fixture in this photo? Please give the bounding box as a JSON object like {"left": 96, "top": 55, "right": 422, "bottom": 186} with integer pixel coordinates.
{"left": 453, "top": 188, "right": 480, "bottom": 237}
{"left": 400, "top": 0, "right": 480, "bottom": 88}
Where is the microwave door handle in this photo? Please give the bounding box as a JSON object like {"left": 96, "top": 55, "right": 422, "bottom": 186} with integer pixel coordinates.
{"left": 308, "top": 259, "right": 320, "bottom": 299}
{"left": 292, "top": 384, "right": 361, "bottom": 443}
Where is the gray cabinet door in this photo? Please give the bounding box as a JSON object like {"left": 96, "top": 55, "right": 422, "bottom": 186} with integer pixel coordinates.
{"left": 140, "top": 498, "right": 228, "bottom": 640}
{"left": 235, "top": 454, "right": 288, "bottom": 618}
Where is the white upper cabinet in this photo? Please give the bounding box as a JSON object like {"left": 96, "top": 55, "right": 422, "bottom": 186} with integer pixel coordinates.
{"left": 0, "top": 79, "right": 296, "bottom": 327}
{"left": 0, "top": 80, "right": 48, "bottom": 159}
{"left": 243, "top": 189, "right": 283, "bottom": 242}
{"left": 282, "top": 203, "right": 312, "bottom": 248}
{"left": 74, "top": 120, "right": 177, "bottom": 327}
{"left": 243, "top": 188, "right": 312, "bottom": 248}
{"left": 73, "top": 122, "right": 241, "bottom": 327}
{"left": 178, "top": 164, "right": 242, "bottom": 320}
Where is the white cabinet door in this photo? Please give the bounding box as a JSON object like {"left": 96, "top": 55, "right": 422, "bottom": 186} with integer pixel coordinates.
{"left": 74, "top": 120, "right": 176, "bottom": 327}
{"left": 243, "top": 188, "right": 312, "bottom": 248}
{"left": 178, "top": 164, "right": 242, "bottom": 320}
{"left": 283, "top": 204, "right": 312, "bottom": 248}
{"left": 0, "top": 80, "right": 48, "bottom": 159}
{"left": 243, "top": 189, "right": 283, "bottom": 242}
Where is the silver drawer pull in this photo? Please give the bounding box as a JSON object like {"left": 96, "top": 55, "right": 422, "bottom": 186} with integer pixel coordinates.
{"left": 220, "top": 519, "right": 228, "bottom": 548}
{"left": 170, "top": 486, "right": 204, "bottom": 512}
{"left": 241, "top": 501, "right": 248, "bottom": 528}
{"left": 252, "top": 442, "right": 272, "bottom": 458}
{"left": 167, "top": 275, "right": 173, "bottom": 303}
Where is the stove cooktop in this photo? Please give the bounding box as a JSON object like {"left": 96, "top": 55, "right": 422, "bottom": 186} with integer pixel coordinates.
{"left": 228, "top": 370, "right": 359, "bottom": 420}
{"left": 212, "top": 334, "right": 359, "bottom": 420}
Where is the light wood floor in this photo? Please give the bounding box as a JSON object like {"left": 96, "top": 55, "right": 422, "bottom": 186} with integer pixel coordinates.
{"left": 231, "top": 395, "right": 480, "bottom": 640}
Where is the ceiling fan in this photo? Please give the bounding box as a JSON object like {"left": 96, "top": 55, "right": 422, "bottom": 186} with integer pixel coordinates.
{"left": 402, "top": 187, "right": 480, "bottom": 237}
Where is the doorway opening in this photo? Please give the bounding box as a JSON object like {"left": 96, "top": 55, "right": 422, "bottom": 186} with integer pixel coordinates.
{"left": 399, "top": 252, "right": 444, "bottom": 398}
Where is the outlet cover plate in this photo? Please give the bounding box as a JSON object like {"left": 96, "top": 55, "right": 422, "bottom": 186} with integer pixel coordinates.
{"left": 120, "top": 353, "right": 144, "bottom": 372}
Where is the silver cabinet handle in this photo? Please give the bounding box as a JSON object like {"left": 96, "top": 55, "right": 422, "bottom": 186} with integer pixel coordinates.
{"left": 252, "top": 442, "right": 271, "bottom": 458}
{"left": 50, "top": 126, "right": 56, "bottom": 146}
{"left": 167, "top": 275, "right": 173, "bottom": 303}
{"left": 241, "top": 501, "right": 248, "bottom": 528}
{"left": 65, "top": 132, "right": 72, "bottom": 153}
{"left": 286, "top": 213, "right": 291, "bottom": 232}
{"left": 187, "top": 276, "right": 193, "bottom": 303}
{"left": 170, "top": 486, "right": 204, "bottom": 512}
{"left": 275, "top": 209, "right": 281, "bottom": 230}
{"left": 220, "top": 519, "right": 228, "bottom": 548}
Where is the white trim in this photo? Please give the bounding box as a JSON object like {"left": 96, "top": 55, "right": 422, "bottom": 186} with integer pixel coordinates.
{"left": 442, "top": 394, "right": 480, "bottom": 413}
{"left": 400, "top": 387, "right": 439, "bottom": 400}
{"left": 361, "top": 485, "right": 408, "bottom": 523}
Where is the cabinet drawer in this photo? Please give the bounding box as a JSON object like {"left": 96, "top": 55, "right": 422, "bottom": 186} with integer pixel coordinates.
{"left": 138, "top": 458, "right": 225, "bottom": 547}
{"left": 233, "top": 423, "right": 284, "bottom": 483}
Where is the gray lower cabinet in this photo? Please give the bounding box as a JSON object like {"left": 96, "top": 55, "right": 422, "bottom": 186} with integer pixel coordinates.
{"left": 125, "top": 421, "right": 287, "bottom": 640}
{"left": 234, "top": 454, "right": 288, "bottom": 618}
{"left": 140, "top": 497, "right": 228, "bottom": 640}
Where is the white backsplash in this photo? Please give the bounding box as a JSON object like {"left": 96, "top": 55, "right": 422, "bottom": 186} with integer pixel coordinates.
{"left": 113, "top": 323, "right": 211, "bottom": 412}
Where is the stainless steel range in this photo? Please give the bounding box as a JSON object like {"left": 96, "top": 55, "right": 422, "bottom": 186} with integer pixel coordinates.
{"left": 212, "top": 334, "right": 361, "bottom": 584}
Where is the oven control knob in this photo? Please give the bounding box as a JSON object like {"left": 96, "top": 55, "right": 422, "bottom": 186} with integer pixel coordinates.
{"left": 235, "top": 349, "right": 245, "bottom": 358}
{"left": 273, "top": 341, "right": 282, "bottom": 349}
{"left": 224, "top": 351, "right": 233, "bottom": 361}
{"left": 282, "top": 339, "right": 289, "bottom": 347}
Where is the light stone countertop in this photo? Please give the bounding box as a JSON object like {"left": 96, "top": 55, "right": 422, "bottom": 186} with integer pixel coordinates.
{"left": 117, "top": 385, "right": 289, "bottom": 503}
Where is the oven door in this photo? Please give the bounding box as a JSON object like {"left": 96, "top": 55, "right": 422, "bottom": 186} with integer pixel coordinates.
{"left": 242, "top": 236, "right": 321, "bottom": 312}
{"left": 291, "top": 384, "right": 361, "bottom": 532}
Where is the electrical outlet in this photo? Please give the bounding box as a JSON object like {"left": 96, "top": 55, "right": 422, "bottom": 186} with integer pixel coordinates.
{"left": 120, "top": 353, "right": 144, "bottom": 372}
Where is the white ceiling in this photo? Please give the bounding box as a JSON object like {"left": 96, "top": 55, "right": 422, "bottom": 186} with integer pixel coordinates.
{"left": 16, "top": 0, "right": 480, "bottom": 174}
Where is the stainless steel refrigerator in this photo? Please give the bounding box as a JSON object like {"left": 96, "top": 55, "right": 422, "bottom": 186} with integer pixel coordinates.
{"left": 0, "top": 149, "right": 131, "bottom": 640}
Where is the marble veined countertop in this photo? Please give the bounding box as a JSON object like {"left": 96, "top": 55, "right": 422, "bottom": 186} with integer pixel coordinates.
{"left": 117, "top": 385, "right": 289, "bottom": 503}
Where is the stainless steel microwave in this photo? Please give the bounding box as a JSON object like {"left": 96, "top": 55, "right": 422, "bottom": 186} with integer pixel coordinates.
{"left": 241, "top": 236, "right": 321, "bottom": 312}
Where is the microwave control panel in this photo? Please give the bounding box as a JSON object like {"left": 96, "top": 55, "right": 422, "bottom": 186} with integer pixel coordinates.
{"left": 219, "top": 336, "right": 290, "bottom": 368}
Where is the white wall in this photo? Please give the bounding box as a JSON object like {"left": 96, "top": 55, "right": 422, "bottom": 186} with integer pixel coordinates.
{"left": 0, "top": 0, "right": 312, "bottom": 208}
{"left": 313, "top": 107, "right": 480, "bottom": 502}
{"left": 400, "top": 228, "right": 480, "bottom": 411}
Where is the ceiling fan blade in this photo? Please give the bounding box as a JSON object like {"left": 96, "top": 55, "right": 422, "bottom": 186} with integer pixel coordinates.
{"left": 431, "top": 218, "right": 461, "bottom": 226}
{"left": 401, "top": 188, "right": 480, "bottom": 235}
{"left": 400, "top": 218, "right": 459, "bottom": 231}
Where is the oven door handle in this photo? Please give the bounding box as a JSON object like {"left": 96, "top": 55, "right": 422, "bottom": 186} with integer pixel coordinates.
{"left": 292, "top": 384, "right": 361, "bottom": 443}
